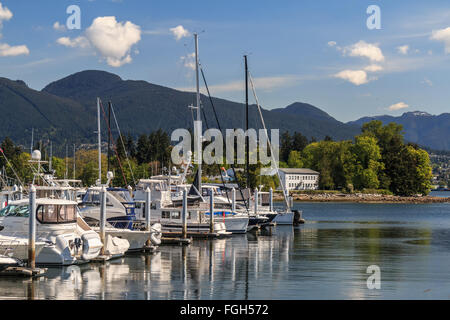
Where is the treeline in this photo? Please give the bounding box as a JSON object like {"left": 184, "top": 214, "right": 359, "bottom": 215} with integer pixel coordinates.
{"left": 0, "top": 130, "right": 173, "bottom": 188}
{"left": 0, "top": 120, "right": 433, "bottom": 196}
{"left": 279, "top": 120, "right": 433, "bottom": 196}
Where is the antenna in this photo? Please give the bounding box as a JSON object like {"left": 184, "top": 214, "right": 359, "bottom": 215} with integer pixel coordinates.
{"left": 73, "top": 144, "right": 76, "bottom": 180}
{"left": 30, "top": 128, "right": 34, "bottom": 155}
{"left": 49, "top": 141, "right": 52, "bottom": 172}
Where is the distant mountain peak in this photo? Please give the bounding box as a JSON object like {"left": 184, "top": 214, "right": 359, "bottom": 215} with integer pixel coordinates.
{"left": 272, "top": 101, "right": 334, "bottom": 121}
{"left": 403, "top": 111, "right": 432, "bottom": 117}
{"left": 42, "top": 70, "right": 123, "bottom": 100}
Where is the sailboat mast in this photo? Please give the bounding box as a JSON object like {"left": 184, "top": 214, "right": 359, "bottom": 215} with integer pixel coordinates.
{"left": 107, "top": 101, "right": 111, "bottom": 174}
{"left": 195, "top": 33, "right": 202, "bottom": 192}
{"left": 30, "top": 128, "right": 34, "bottom": 154}
{"left": 244, "top": 55, "right": 249, "bottom": 188}
{"left": 49, "top": 141, "right": 52, "bottom": 172}
{"left": 97, "top": 97, "right": 102, "bottom": 184}
{"left": 73, "top": 144, "right": 76, "bottom": 180}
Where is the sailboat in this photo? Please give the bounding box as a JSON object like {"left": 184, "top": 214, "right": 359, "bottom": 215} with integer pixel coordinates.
{"left": 244, "top": 59, "right": 302, "bottom": 225}
{"left": 77, "top": 98, "right": 162, "bottom": 251}
{"left": 132, "top": 33, "right": 248, "bottom": 234}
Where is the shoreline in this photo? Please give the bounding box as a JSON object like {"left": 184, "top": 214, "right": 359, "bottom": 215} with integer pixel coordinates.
{"left": 273, "top": 193, "right": 450, "bottom": 203}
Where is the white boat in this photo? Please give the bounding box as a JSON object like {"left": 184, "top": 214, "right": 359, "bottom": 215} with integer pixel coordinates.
{"left": 0, "top": 198, "right": 103, "bottom": 265}
{"left": 90, "top": 223, "right": 162, "bottom": 251}
{"left": 0, "top": 234, "right": 49, "bottom": 261}
{"left": 0, "top": 255, "right": 22, "bottom": 271}
{"left": 79, "top": 186, "right": 163, "bottom": 249}
{"left": 134, "top": 179, "right": 248, "bottom": 234}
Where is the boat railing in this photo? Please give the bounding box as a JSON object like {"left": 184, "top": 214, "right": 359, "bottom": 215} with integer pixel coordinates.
{"left": 88, "top": 219, "right": 146, "bottom": 231}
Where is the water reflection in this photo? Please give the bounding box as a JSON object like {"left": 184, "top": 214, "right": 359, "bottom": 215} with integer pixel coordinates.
{"left": 0, "top": 202, "right": 449, "bottom": 299}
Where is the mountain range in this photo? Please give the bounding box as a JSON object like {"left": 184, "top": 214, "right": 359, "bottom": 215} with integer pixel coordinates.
{"left": 0, "top": 70, "right": 448, "bottom": 152}
{"left": 348, "top": 111, "right": 450, "bottom": 151}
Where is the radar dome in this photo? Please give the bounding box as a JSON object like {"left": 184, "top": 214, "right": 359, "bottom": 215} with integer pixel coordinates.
{"left": 31, "top": 150, "right": 41, "bottom": 161}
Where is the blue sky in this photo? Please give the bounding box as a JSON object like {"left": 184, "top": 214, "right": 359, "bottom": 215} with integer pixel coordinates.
{"left": 0, "top": 0, "right": 450, "bottom": 122}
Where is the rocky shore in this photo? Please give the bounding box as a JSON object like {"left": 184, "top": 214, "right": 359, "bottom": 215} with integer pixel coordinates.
{"left": 273, "top": 192, "right": 450, "bottom": 203}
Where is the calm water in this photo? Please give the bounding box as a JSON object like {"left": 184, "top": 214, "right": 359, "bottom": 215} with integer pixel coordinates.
{"left": 0, "top": 202, "right": 449, "bottom": 300}
{"left": 430, "top": 190, "right": 450, "bottom": 198}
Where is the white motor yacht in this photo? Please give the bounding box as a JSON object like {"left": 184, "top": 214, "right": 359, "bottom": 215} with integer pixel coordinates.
{"left": 78, "top": 186, "right": 162, "bottom": 249}
{"left": 0, "top": 198, "right": 103, "bottom": 265}
{"left": 133, "top": 179, "right": 248, "bottom": 234}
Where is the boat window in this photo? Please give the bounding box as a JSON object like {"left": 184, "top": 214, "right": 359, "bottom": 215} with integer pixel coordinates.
{"left": 3, "top": 205, "right": 28, "bottom": 217}
{"left": 161, "top": 211, "right": 171, "bottom": 219}
{"left": 109, "top": 190, "right": 132, "bottom": 203}
{"left": 83, "top": 190, "right": 100, "bottom": 204}
{"left": 36, "top": 205, "right": 77, "bottom": 224}
{"left": 0, "top": 205, "right": 16, "bottom": 217}
{"left": 171, "top": 211, "right": 180, "bottom": 219}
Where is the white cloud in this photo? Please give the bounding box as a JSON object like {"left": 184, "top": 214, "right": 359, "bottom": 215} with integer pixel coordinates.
{"left": 0, "top": 43, "right": 29, "bottom": 56}
{"left": 86, "top": 16, "right": 141, "bottom": 67}
{"left": 0, "top": 3, "right": 29, "bottom": 57}
{"left": 422, "top": 78, "right": 433, "bottom": 86}
{"left": 334, "top": 70, "right": 369, "bottom": 85}
{"left": 430, "top": 27, "right": 450, "bottom": 53}
{"left": 364, "top": 64, "right": 383, "bottom": 72}
{"left": 56, "top": 16, "right": 141, "bottom": 67}
{"left": 397, "top": 45, "right": 409, "bottom": 55}
{"left": 344, "top": 40, "right": 385, "bottom": 62}
{"left": 0, "top": 2, "right": 12, "bottom": 28}
{"left": 170, "top": 25, "right": 189, "bottom": 40}
{"left": 178, "top": 75, "right": 300, "bottom": 93}
{"left": 327, "top": 41, "right": 337, "bottom": 47}
{"left": 180, "top": 52, "right": 195, "bottom": 70}
{"left": 387, "top": 102, "right": 409, "bottom": 111}
{"left": 57, "top": 36, "right": 89, "bottom": 48}
{"left": 53, "top": 21, "right": 66, "bottom": 32}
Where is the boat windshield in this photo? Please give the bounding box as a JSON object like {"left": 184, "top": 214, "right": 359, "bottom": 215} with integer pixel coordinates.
{"left": 3, "top": 205, "right": 29, "bottom": 218}
{"left": 82, "top": 190, "right": 101, "bottom": 205}
{"left": 109, "top": 190, "right": 132, "bottom": 203}
{"left": 0, "top": 205, "right": 19, "bottom": 217}
{"left": 36, "top": 204, "right": 77, "bottom": 224}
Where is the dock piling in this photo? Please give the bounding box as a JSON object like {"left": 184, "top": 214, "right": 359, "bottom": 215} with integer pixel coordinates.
{"left": 28, "top": 185, "right": 36, "bottom": 269}
{"left": 145, "top": 187, "right": 152, "bottom": 247}
{"left": 100, "top": 186, "right": 106, "bottom": 255}
{"left": 231, "top": 187, "right": 236, "bottom": 212}
{"left": 269, "top": 187, "right": 273, "bottom": 212}
{"left": 254, "top": 188, "right": 258, "bottom": 215}
{"left": 182, "top": 188, "right": 188, "bottom": 239}
{"left": 209, "top": 188, "right": 214, "bottom": 233}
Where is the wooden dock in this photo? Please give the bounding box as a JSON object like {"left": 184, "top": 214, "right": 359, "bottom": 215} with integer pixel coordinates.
{"left": 0, "top": 266, "right": 47, "bottom": 278}
{"left": 162, "top": 231, "right": 232, "bottom": 240}
{"left": 90, "top": 254, "right": 124, "bottom": 263}
{"left": 161, "top": 237, "right": 192, "bottom": 245}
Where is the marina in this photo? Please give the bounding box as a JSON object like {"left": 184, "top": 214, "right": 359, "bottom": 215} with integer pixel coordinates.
{"left": 0, "top": 201, "right": 449, "bottom": 299}
{"left": 0, "top": 1, "right": 449, "bottom": 305}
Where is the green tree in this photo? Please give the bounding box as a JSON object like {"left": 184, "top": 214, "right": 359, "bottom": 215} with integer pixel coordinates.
{"left": 287, "top": 150, "right": 303, "bottom": 168}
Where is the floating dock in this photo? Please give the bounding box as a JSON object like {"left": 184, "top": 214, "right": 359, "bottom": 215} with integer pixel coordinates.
{"left": 0, "top": 266, "right": 47, "bottom": 278}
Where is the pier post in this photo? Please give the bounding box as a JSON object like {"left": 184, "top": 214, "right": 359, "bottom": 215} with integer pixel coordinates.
{"left": 28, "top": 185, "right": 36, "bottom": 269}
{"left": 209, "top": 188, "right": 214, "bottom": 233}
{"left": 182, "top": 188, "right": 188, "bottom": 239}
{"left": 254, "top": 188, "right": 259, "bottom": 215}
{"left": 19, "top": 185, "right": 23, "bottom": 200}
{"left": 269, "top": 187, "right": 273, "bottom": 212}
{"left": 231, "top": 187, "right": 236, "bottom": 212}
{"left": 100, "top": 186, "right": 107, "bottom": 255}
{"left": 145, "top": 187, "right": 151, "bottom": 247}
{"left": 145, "top": 187, "right": 151, "bottom": 230}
